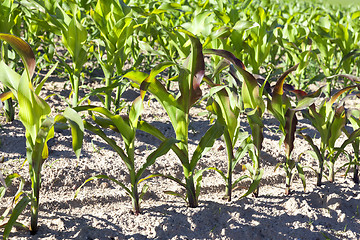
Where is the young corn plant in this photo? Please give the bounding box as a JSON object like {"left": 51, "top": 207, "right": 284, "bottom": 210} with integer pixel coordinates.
{"left": 27, "top": 0, "right": 88, "bottom": 107}
{"left": 0, "top": 33, "right": 84, "bottom": 235}
{"left": 298, "top": 85, "right": 358, "bottom": 185}
{"left": 90, "top": 0, "right": 135, "bottom": 111}
{"left": 267, "top": 64, "right": 307, "bottom": 195}
{"left": 74, "top": 100, "right": 177, "bottom": 214}
{"left": 201, "top": 57, "right": 251, "bottom": 201}
{"left": 203, "top": 49, "right": 266, "bottom": 198}
{"left": 124, "top": 29, "right": 224, "bottom": 207}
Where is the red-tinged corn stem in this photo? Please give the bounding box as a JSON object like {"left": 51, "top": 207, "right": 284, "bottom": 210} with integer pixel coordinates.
{"left": 317, "top": 164, "right": 324, "bottom": 186}
{"left": 328, "top": 161, "right": 335, "bottom": 183}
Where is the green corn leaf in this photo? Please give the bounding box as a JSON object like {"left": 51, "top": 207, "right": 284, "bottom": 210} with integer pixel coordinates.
{"left": 61, "top": 107, "right": 84, "bottom": 159}
{"left": 41, "top": 122, "right": 54, "bottom": 160}
{"left": 247, "top": 108, "right": 264, "bottom": 127}
{"left": 334, "top": 128, "right": 360, "bottom": 160}
{"left": 232, "top": 175, "right": 249, "bottom": 189}
{"left": 0, "top": 61, "right": 21, "bottom": 97}
{"left": 136, "top": 138, "right": 179, "bottom": 181}
{"left": 137, "top": 121, "right": 167, "bottom": 142}
{"left": 208, "top": 85, "right": 238, "bottom": 140}
{"left": 328, "top": 106, "right": 346, "bottom": 149}
{"left": 0, "top": 173, "right": 22, "bottom": 198}
{"left": 83, "top": 121, "right": 131, "bottom": 170}
{"left": 208, "top": 167, "right": 227, "bottom": 182}
{"left": 232, "top": 135, "right": 252, "bottom": 171}
{"left": 29, "top": 117, "right": 54, "bottom": 170}
{"left": 75, "top": 106, "right": 133, "bottom": 146}
{"left": 211, "top": 59, "right": 230, "bottom": 79}
{"left": 193, "top": 168, "right": 208, "bottom": 199}
{"left": 3, "top": 195, "right": 31, "bottom": 240}
{"left": 181, "top": 12, "right": 213, "bottom": 36}
{"left": 16, "top": 68, "right": 51, "bottom": 146}
{"left": 139, "top": 184, "right": 149, "bottom": 202}
{"left": 137, "top": 121, "right": 187, "bottom": 163}
{"left": 298, "top": 132, "right": 323, "bottom": 164}
{"left": 138, "top": 173, "right": 186, "bottom": 188}
{"left": 270, "top": 64, "right": 298, "bottom": 127}
{"left": 233, "top": 20, "right": 259, "bottom": 32}
{"left": 123, "top": 71, "right": 148, "bottom": 87}
{"left": 74, "top": 175, "right": 132, "bottom": 199}
{"left": 296, "top": 163, "right": 306, "bottom": 192}
{"left": 190, "top": 122, "right": 224, "bottom": 171}
{"left": 292, "top": 86, "right": 325, "bottom": 111}
{"left": 129, "top": 96, "right": 144, "bottom": 129}
{"left": 35, "top": 62, "right": 58, "bottom": 95}
{"left": 139, "top": 61, "right": 175, "bottom": 99}
{"left": 239, "top": 169, "right": 264, "bottom": 199}
{"left": 124, "top": 69, "right": 179, "bottom": 127}
{"left": 163, "top": 191, "right": 186, "bottom": 202}
{"left": 61, "top": 16, "right": 87, "bottom": 68}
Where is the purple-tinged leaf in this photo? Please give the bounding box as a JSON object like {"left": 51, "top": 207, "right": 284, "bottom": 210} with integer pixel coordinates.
{"left": 337, "top": 74, "right": 360, "bottom": 83}
{"left": 284, "top": 109, "right": 297, "bottom": 158}
{"left": 177, "top": 28, "right": 205, "bottom": 106}
{"left": 269, "top": 65, "right": 298, "bottom": 127}
{"left": 330, "top": 85, "right": 356, "bottom": 105}
{"left": 203, "top": 48, "right": 264, "bottom": 111}
{"left": 273, "top": 64, "right": 299, "bottom": 96}
{"left": 291, "top": 86, "right": 325, "bottom": 111}
{"left": 0, "top": 34, "right": 36, "bottom": 80}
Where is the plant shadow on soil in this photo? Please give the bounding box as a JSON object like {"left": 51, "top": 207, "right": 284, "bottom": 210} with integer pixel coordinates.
{"left": 4, "top": 177, "right": 359, "bottom": 240}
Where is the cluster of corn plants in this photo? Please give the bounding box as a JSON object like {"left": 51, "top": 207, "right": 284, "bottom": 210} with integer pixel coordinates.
{"left": 1, "top": 0, "right": 360, "bottom": 238}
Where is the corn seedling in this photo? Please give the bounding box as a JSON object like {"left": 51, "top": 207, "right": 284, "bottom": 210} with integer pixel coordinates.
{"left": 26, "top": 0, "right": 88, "bottom": 107}
{"left": 266, "top": 64, "right": 307, "bottom": 195}
{"left": 90, "top": 0, "right": 135, "bottom": 111}
{"left": 298, "top": 85, "right": 359, "bottom": 185}
{"left": 125, "top": 29, "right": 224, "bottom": 207}
{"left": 201, "top": 56, "right": 250, "bottom": 201}
{"left": 203, "top": 48, "right": 266, "bottom": 198}
{"left": 0, "top": 33, "right": 84, "bottom": 235}
{"left": 74, "top": 99, "right": 177, "bottom": 214}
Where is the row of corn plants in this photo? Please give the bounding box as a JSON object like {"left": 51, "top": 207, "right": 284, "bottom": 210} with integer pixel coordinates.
{"left": 1, "top": 0, "right": 360, "bottom": 116}
{"left": 1, "top": 0, "right": 360, "bottom": 238}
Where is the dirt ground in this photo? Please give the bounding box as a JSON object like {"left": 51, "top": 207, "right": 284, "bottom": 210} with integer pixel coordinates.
{"left": 1, "top": 76, "right": 360, "bottom": 240}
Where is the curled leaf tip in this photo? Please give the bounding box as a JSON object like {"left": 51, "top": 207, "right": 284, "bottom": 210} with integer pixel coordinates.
{"left": 0, "top": 33, "right": 36, "bottom": 79}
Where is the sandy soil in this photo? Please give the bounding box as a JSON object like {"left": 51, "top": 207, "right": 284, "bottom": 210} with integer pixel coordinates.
{"left": 1, "top": 76, "right": 360, "bottom": 240}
